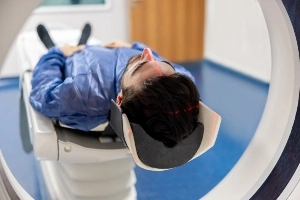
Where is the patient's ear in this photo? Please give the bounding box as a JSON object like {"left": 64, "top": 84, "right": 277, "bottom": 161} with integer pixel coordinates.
{"left": 116, "top": 91, "right": 123, "bottom": 106}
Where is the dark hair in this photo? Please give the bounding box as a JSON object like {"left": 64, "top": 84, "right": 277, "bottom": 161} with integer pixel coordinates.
{"left": 121, "top": 73, "right": 200, "bottom": 148}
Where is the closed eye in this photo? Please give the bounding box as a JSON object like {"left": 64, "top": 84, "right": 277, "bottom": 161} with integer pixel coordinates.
{"left": 161, "top": 60, "right": 175, "bottom": 70}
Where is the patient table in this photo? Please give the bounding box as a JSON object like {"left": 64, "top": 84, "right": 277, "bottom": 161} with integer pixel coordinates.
{"left": 18, "top": 26, "right": 136, "bottom": 200}
{"left": 17, "top": 24, "right": 222, "bottom": 199}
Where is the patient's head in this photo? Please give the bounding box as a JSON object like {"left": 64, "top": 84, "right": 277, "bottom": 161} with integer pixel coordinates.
{"left": 117, "top": 48, "right": 200, "bottom": 147}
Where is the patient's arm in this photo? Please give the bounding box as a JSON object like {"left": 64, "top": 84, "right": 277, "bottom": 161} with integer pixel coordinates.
{"left": 104, "top": 40, "right": 161, "bottom": 57}
{"left": 103, "top": 40, "right": 131, "bottom": 48}
{"left": 30, "top": 47, "right": 68, "bottom": 118}
{"left": 29, "top": 47, "right": 103, "bottom": 131}
{"left": 60, "top": 44, "right": 85, "bottom": 57}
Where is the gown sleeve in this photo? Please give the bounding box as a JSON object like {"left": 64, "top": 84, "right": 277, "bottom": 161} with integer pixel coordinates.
{"left": 29, "top": 47, "right": 100, "bottom": 131}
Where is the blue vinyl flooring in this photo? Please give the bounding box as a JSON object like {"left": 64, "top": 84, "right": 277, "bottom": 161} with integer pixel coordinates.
{"left": 0, "top": 59, "right": 269, "bottom": 200}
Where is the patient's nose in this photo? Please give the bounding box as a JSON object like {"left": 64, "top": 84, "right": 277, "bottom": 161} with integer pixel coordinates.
{"left": 141, "top": 48, "right": 154, "bottom": 62}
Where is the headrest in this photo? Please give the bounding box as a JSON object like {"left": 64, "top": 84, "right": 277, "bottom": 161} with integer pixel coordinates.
{"left": 110, "top": 99, "right": 221, "bottom": 171}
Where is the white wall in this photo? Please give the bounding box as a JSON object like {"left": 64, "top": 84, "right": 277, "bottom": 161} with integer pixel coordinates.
{"left": 2, "top": 0, "right": 272, "bottom": 82}
{"left": 0, "top": 0, "right": 130, "bottom": 78}
{"left": 204, "top": 0, "right": 272, "bottom": 83}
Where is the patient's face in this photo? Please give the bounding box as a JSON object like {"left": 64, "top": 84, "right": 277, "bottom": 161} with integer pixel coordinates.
{"left": 121, "top": 48, "right": 175, "bottom": 88}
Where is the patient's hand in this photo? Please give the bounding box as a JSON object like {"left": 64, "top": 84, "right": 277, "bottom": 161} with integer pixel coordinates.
{"left": 104, "top": 40, "right": 131, "bottom": 48}
{"left": 60, "top": 45, "right": 85, "bottom": 57}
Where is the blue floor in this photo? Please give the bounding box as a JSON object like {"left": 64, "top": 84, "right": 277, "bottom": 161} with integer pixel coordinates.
{"left": 0, "top": 59, "right": 269, "bottom": 200}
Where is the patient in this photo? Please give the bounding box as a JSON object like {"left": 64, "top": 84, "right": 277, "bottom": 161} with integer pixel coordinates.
{"left": 30, "top": 24, "right": 200, "bottom": 147}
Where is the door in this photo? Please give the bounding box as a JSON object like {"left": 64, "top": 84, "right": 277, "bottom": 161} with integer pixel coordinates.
{"left": 130, "top": 0, "right": 205, "bottom": 62}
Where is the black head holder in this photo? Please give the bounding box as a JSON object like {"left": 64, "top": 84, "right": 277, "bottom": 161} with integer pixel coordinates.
{"left": 110, "top": 99, "right": 221, "bottom": 171}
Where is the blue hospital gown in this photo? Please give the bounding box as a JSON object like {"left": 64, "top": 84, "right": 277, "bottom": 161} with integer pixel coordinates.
{"left": 30, "top": 42, "right": 195, "bottom": 131}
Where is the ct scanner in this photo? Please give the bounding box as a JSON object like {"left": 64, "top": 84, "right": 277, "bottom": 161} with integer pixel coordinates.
{"left": 0, "top": 0, "right": 300, "bottom": 199}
